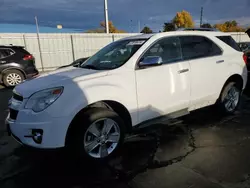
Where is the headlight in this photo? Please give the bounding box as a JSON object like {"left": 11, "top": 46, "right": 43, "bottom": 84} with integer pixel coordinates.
{"left": 25, "top": 87, "right": 63, "bottom": 112}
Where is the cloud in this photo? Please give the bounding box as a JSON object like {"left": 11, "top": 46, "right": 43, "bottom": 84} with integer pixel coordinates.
{"left": 0, "top": 0, "right": 249, "bottom": 31}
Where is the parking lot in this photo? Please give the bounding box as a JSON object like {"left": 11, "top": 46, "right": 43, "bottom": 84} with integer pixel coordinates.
{"left": 1, "top": 84, "right": 250, "bottom": 188}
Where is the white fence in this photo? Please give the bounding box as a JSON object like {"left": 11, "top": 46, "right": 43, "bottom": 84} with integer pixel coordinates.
{"left": 0, "top": 32, "right": 249, "bottom": 71}
{"left": 0, "top": 33, "right": 138, "bottom": 71}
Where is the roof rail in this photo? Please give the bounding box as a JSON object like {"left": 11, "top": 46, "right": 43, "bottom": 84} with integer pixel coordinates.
{"left": 177, "top": 28, "right": 219, "bottom": 31}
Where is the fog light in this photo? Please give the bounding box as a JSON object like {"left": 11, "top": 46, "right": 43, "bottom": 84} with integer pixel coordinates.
{"left": 32, "top": 129, "right": 43, "bottom": 144}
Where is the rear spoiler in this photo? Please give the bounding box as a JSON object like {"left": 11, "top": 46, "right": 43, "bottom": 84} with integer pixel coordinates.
{"left": 246, "top": 29, "right": 250, "bottom": 38}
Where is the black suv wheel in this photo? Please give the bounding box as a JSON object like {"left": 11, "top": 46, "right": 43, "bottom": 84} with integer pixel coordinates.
{"left": 3, "top": 69, "right": 25, "bottom": 87}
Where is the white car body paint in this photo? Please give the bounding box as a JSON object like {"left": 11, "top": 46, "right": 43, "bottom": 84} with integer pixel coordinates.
{"left": 6, "top": 31, "right": 248, "bottom": 149}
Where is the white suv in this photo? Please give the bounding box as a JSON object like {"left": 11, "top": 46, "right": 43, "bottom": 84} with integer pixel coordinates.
{"left": 6, "top": 31, "right": 248, "bottom": 160}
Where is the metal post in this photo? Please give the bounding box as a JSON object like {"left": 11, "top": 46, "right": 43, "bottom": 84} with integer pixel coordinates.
{"left": 200, "top": 7, "right": 203, "bottom": 28}
{"left": 22, "top": 34, "right": 27, "bottom": 49}
{"left": 138, "top": 20, "right": 141, "bottom": 33}
{"left": 104, "top": 0, "right": 109, "bottom": 34}
{"left": 35, "top": 16, "right": 44, "bottom": 72}
{"left": 70, "top": 35, "right": 75, "bottom": 61}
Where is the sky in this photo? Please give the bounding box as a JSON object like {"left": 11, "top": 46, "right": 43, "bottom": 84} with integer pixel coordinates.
{"left": 0, "top": 0, "right": 250, "bottom": 32}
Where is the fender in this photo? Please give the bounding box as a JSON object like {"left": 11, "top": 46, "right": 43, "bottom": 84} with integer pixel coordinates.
{"left": 1, "top": 66, "right": 27, "bottom": 77}
{"left": 215, "top": 63, "right": 247, "bottom": 100}
{"left": 46, "top": 78, "right": 138, "bottom": 125}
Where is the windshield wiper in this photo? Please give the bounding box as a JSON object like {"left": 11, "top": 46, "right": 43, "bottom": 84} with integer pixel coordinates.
{"left": 81, "top": 64, "right": 99, "bottom": 70}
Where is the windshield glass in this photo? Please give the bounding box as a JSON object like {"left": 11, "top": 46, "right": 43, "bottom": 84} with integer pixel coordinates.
{"left": 80, "top": 39, "right": 147, "bottom": 70}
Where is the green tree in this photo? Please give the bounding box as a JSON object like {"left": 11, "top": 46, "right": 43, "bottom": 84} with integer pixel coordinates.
{"left": 140, "top": 26, "right": 153, "bottom": 34}
{"left": 163, "top": 22, "right": 176, "bottom": 32}
{"left": 201, "top": 23, "right": 212, "bottom": 28}
{"left": 173, "top": 10, "right": 195, "bottom": 28}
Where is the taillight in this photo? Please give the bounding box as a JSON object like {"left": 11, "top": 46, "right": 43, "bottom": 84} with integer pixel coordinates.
{"left": 23, "top": 54, "right": 33, "bottom": 60}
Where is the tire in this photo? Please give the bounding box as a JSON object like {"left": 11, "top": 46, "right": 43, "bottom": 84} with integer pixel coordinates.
{"left": 3, "top": 70, "right": 25, "bottom": 87}
{"left": 66, "top": 107, "right": 126, "bottom": 161}
{"left": 218, "top": 81, "right": 242, "bottom": 114}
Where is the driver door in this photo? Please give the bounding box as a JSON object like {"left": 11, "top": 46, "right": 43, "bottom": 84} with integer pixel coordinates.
{"left": 135, "top": 36, "right": 191, "bottom": 123}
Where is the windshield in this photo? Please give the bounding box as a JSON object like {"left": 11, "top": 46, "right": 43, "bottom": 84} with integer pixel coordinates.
{"left": 80, "top": 39, "right": 147, "bottom": 70}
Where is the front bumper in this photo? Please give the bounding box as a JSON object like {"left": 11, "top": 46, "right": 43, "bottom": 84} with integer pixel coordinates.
{"left": 5, "top": 110, "right": 72, "bottom": 149}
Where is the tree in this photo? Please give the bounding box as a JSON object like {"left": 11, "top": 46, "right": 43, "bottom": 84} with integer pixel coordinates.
{"left": 214, "top": 20, "right": 245, "bottom": 32}
{"left": 140, "top": 26, "right": 153, "bottom": 34}
{"left": 86, "top": 21, "right": 127, "bottom": 33}
{"left": 173, "top": 10, "right": 195, "bottom": 28}
{"left": 163, "top": 22, "right": 176, "bottom": 32}
{"left": 85, "top": 28, "right": 106, "bottom": 33}
{"left": 201, "top": 23, "right": 212, "bottom": 28}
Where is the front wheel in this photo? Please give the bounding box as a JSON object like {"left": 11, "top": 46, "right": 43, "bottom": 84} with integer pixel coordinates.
{"left": 218, "top": 82, "right": 241, "bottom": 114}
{"left": 67, "top": 108, "right": 125, "bottom": 161}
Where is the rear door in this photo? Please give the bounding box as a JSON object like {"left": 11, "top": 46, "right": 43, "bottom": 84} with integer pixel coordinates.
{"left": 179, "top": 35, "right": 224, "bottom": 110}
{"left": 0, "top": 48, "right": 14, "bottom": 63}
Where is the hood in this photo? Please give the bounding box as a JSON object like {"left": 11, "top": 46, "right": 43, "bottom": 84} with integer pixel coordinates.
{"left": 15, "top": 66, "right": 108, "bottom": 98}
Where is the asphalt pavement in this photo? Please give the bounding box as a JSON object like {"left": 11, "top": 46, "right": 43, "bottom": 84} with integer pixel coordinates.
{"left": 1, "top": 84, "right": 250, "bottom": 188}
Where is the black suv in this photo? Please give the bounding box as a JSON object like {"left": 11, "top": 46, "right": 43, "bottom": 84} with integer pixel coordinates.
{"left": 0, "top": 45, "right": 39, "bottom": 87}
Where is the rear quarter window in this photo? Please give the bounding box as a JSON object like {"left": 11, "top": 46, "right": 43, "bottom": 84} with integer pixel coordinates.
{"left": 216, "top": 36, "right": 241, "bottom": 52}
{"left": 0, "top": 49, "right": 15, "bottom": 59}
{"left": 179, "top": 36, "right": 222, "bottom": 60}
{"left": 14, "top": 47, "right": 30, "bottom": 55}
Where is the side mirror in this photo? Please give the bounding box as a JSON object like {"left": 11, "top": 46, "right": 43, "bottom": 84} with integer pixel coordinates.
{"left": 139, "top": 56, "right": 163, "bottom": 68}
{"left": 73, "top": 62, "right": 80, "bottom": 67}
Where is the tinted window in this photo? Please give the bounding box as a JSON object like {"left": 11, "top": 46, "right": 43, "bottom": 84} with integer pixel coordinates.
{"left": 180, "top": 36, "right": 222, "bottom": 60}
{"left": 216, "top": 36, "right": 241, "bottom": 52}
{"left": 0, "top": 49, "right": 14, "bottom": 59}
{"left": 15, "top": 47, "right": 30, "bottom": 55}
{"left": 238, "top": 42, "right": 250, "bottom": 52}
{"left": 142, "top": 37, "right": 182, "bottom": 64}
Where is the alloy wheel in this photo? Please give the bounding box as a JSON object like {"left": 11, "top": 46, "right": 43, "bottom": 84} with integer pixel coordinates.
{"left": 84, "top": 118, "right": 121, "bottom": 159}
{"left": 6, "top": 73, "right": 22, "bottom": 86}
{"left": 223, "top": 86, "right": 240, "bottom": 112}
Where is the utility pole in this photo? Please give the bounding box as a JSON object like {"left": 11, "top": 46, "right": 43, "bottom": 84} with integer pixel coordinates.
{"left": 35, "top": 16, "right": 44, "bottom": 72}
{"left": 200, "top": 7, "right": 203, "bottom": 28}
{"left": 138, "top": 20, "right": 141, "bottom": 33}
{"left": 104, "top": 0, "right": 109, "bottom": 34}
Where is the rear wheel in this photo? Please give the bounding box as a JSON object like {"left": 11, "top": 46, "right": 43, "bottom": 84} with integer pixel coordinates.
{"left": 67, "top": 108, "right": 125, "bottom": 161}
{"left": 218, "top": 82, "right": 241, "bottom": 114}
{"left": 3, "top": 70, "right": 24, "bottom": 87}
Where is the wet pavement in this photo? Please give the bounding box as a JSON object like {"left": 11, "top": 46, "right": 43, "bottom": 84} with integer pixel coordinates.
{"left": 1, "top": 84, "right": 250, "bottom": 188}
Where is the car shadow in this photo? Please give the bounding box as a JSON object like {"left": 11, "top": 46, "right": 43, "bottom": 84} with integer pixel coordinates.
{"left": 0, "top": 106, "right": 231, "bottom": 188}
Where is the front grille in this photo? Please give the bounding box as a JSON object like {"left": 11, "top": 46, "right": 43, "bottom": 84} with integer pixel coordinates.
{"left": 13, "top": 92, "right": 23, "bottom": 101}
{"left": 9, "top": 108, "right": 18, "bottom": 120}
{"left": 9, "top": 91, "right": 23, "bottom": 121}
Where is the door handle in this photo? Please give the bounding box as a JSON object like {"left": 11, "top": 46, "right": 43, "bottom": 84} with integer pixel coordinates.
{"left": 178, "top": 69, "right": 189, "bottom": 74}
{"left": 216, "top": 60, "right": 224, "bottom": 64}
